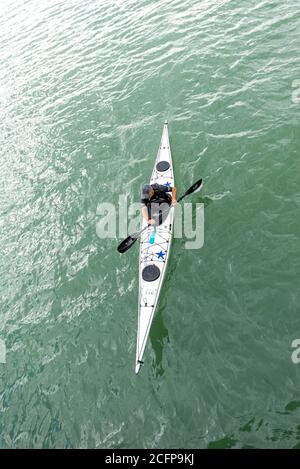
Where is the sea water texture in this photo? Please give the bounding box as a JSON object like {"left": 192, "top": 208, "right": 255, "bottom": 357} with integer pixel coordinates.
{"left": 0, "top": 0, "right": 300, "bottom": 448}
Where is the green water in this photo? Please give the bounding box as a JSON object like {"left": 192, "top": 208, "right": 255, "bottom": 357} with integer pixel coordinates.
{"left": 0, "top": 0, "right": 300, "bottom": 449}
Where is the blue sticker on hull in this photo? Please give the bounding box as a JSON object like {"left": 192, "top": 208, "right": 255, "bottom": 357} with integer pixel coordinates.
{"left": 156, "top": 250, "right": 166, "bottom": 259}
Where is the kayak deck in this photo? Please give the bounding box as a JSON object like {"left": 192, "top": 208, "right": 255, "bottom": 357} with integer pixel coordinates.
{"left": 135, "top": 121, "right": 174, "bottom": 374}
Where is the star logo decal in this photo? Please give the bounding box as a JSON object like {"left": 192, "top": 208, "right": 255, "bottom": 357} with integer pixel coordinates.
{"left": 165, "top": 181, "right": 172, "bottom": 188}
{"left": 156, "top": 250, "right": 166, "bottom": 260}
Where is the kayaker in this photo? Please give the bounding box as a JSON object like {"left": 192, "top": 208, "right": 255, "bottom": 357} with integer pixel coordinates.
{"left": 141, "top": 183, "right": 177, "bottom": 225}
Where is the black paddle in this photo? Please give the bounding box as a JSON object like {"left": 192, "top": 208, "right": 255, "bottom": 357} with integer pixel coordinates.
{"left": 117, "top": 178, "right": 203, "bottom": 254}
{"left": 177, "top": 178, "right": 203, "bottom": 202}
{"left": 117, "top": 224, "right": 151, "bottom": 254}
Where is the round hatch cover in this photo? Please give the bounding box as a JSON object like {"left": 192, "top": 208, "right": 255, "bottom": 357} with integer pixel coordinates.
{"left": 142, "top": 264, "right": 160, "bottom": 282}
{"left": 156, "top": 161, "right": 170, "bottom": 172}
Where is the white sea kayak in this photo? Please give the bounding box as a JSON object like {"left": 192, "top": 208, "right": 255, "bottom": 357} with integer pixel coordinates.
{"left": 135, "top": 121, "right": 174, "bottom": 374}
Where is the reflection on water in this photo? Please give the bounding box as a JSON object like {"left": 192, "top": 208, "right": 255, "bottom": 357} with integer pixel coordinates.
{"left": 150, "top": 309, "right": 169, "bottom": 378}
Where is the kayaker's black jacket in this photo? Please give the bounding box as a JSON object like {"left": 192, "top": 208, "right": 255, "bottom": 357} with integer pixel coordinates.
{"left": 141, "top": 184, "right": 172, "bottom": 225}
{"left": 140, "top": 183, "right": 171, "bottom": 207}
{"left": 141, "top": 184, "right": 172, "bottom": 226}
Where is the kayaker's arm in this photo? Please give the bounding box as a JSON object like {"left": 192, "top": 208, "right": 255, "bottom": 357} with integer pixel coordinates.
{"left": 141, "top": 206, "right": 148, "bottom": 221}
{"left": 141, "top": 206, "right": 155, "bottom": 225}
{"left": 171, "top": 186, "right": 177, "bottom": 205}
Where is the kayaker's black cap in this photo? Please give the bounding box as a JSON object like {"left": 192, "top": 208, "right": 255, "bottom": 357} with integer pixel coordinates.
{"left": 141, "top": 184, "right": 153, "bottom": 201}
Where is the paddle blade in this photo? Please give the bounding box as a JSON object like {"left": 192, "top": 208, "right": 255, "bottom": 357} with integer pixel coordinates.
{"left": 117, "top": 234, "right": 138, "bottom": 254}
{"left": 178, "top": 178, "right": 203, "bottom": 202}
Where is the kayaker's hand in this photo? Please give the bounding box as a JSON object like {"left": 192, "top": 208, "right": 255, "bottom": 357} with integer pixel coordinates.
{"left": 172, "top": 199, "right": 177, "bottom": 206}
{"left": 148, "top": 219, "right": 155, "bottom": 225}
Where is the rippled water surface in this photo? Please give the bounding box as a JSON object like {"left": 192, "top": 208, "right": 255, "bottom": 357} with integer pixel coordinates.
{"left": 0, "top": 0, "right": 300, "bottom": 448}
